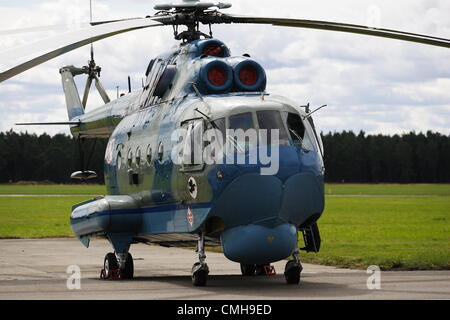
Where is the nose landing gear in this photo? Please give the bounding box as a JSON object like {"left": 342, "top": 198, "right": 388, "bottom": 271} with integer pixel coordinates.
{"left": 284, "top": 249, "right": 302, "bottom": 284}
{"left": 192, "top": 232, "right": 209, "bottom": 286}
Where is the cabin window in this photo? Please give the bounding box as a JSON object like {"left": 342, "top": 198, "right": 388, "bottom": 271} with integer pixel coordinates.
{"left": 117, "top": 152, "right": 122, "bottom": 170}
{"left": 135, "top": 147, "right": 141, "bottom": 166}
{"left": 158, "top": 142, "right": 164, "bottom": 162}
{"left": 256, "top": 110, "right": 290, "bottom": 146}
{"left": 146, "top": 145, "right": 152, "bottom": 165}
{"left": 182, "top": 119, "right": 205, "bottom": 171}
{"left": 127, "top": 149, "right": 133, "bottom": 167}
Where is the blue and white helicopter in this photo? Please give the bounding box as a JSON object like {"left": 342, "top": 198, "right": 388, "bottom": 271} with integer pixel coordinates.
{"left": 2, "top": 0, "right": 449, "bottom": 286}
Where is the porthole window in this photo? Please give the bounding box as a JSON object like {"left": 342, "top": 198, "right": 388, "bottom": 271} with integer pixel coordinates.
{"left": 158, "top": 142, "right": 164, "bottom": 162}
{"left": 135, "top": 147, "right": 141, "bottom": 166}
{"left": 117, "top": 152, "right": 122, "bottom": 170}
{"left": 127, "top": 149, "right": 133, "bottom": 167}
{"left": 146, "top": 145, "right": 152, "bottom": 165}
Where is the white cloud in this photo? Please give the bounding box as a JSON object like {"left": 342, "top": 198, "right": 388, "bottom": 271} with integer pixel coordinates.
{"left": 0, "top": 0, "right": 449, "bottom": 137}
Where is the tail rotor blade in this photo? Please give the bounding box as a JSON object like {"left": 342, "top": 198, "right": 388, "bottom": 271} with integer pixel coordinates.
{"left": 82, "top": 76, "right": 93, "bottom": 109}
{"left": 94, "top": 75, "right": 110, "bottom": 104}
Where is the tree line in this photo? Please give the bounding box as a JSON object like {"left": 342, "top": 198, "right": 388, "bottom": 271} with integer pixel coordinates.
{"left": 0, "top": 130, "right": 449, "bottom": 184}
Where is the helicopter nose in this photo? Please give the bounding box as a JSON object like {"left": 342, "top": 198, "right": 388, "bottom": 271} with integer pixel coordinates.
{"left": 209, "top": 146, "right": 324, "bottom": 264}
{"left": 209, "top": 146, "right": 324, "bottom": 227}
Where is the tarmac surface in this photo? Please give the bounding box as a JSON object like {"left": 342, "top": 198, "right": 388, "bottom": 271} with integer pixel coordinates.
{"left": 0, "top": 238, "right": 449, "bottom": 300}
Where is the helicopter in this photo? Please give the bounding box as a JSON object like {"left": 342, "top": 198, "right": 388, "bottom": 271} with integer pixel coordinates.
{"left": 1, "top": 0, "right": 449, "bottom": 287}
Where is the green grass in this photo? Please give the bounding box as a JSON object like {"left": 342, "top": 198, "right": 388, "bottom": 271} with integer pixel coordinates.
{"left": 0, "top": 184, "right": 449, "bottom": 270}
{"left": 325, "top": 183, "right": 450, "bottom": 196}
{"left": 0, "top": 184, "right": 105, "bottom": 195}
{"left": 300, "top": 196, "right": 450, "bottom": 270}
{"left": 0, "top": 196, "right": 91, "bottom": 238}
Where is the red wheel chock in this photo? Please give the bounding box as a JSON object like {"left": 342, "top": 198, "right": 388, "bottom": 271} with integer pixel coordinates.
{"left": 264, "top": 265, "right": 276, "bottom": 275}
{"left": 100, "top": 269, "right": 122, "bottom": 280}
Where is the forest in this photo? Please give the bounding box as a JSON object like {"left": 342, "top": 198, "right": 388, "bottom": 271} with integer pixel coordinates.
{"left": 0, "top": 130, "right": 449, "bottom": 184}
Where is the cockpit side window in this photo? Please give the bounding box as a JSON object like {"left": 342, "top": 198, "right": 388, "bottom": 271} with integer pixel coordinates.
{"left": 145, "top": 59, "right": 155, "bottom": 77}
{"left": 286, "top": 112, "right": 305, "bottom": 145}
{"left": 284, "top": 112, "right": 317, "bottom": 152}
{"left": 256, "top": 110, "right": 290, "bottom": 146}
{"left": 307, "top": 116, "right": 324, "bottom": 157}
{"left": 140, "top": 59, "right": 166, "bottom": 108}
{"left": 211, "top": 118, "right": 226, "bottom": 137}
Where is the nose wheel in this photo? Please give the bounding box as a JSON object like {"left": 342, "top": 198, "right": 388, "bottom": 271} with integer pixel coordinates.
{"left": 191, "top": 232, "right": 209, "bottom": 286}
{"left": 192, "top": 262, "right": 209, "bottom": 286}
{"left": 284, "top": 250, "right": 302, "bottom": 284}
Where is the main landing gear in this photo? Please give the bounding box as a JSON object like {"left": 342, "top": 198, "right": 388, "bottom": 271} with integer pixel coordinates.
{"left": 240, "top": 251, "right": 303, "bottom": 284}
{"left": 192, "top": 232, "right": 209, "bottom": 286}
{"left": 101, "top": 252, "right": 134, "bottom": 280}
{"left": 240, "top": 264, "right": 276, "bottom": 276}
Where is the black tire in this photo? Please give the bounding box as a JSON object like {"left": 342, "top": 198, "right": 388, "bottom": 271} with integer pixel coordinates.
{"left": 240, "top": 264, "right": 256, "bottom": 276}
{"left": 104, "top": 252, "right": 118, "bottom": 279}
{"left": 192, "top": 262, "right": 208, "bottom": 287}
{"left": 122, "top": 252, "right": 134, "bottom": 279}
{"left": 284, "top": 260, "right": 301, "bottom": 285}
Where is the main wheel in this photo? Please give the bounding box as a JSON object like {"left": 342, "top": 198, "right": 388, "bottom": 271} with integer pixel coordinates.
{"left": 240, "top": 264, "right": 256, "bottom": 276}
{"left": 122, "top": 252, "right": 134, "bottom": 279}
{"left": 192, "top": 262, "right": 208, "bottom": 287}
{"left": 104, "top": 252, "right": 118, "bottom": 279}
{"left": 284, "top": 260, "right": 302, "bottom": 284}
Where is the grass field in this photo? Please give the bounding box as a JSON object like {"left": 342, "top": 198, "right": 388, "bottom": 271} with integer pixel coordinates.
{"left": 0, "top": 183, "right": 449, "bottom": 270}
{"left": 0, "top": 184, "right": 105, "bottom": 195}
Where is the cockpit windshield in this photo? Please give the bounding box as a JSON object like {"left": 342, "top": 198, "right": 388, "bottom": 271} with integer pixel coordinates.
{"left": 229, "top": 112, "right": 254, "bottom": 131}
{"left": 256, "top": 110, "right": 290, "bottom": 146}
{"left": 223, "top": 110, "right": 320, "bottom": 153}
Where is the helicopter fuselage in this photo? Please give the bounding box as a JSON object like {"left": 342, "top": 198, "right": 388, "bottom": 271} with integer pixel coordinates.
{"left": 68, "top": 38, "right": 325, "bottom": 265}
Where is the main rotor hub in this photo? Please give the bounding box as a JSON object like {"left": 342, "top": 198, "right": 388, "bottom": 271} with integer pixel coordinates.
{"left": 152, "top": 0, "right": 232, "bottom": 42}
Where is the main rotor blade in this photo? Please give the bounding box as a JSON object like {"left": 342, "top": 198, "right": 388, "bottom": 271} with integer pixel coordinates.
{"left": 0, "top": 18, "right": 162, "bottom": 83}
{"left": 0, "top": 23, "right": 91, "bottom": 36}
{"left": 221, "top": 15, "right": 450, "bottom": 49}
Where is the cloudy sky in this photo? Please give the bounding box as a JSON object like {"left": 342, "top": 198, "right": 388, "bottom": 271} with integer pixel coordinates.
{"left": 1, "top": 0, "right": 449, "bottom": 137}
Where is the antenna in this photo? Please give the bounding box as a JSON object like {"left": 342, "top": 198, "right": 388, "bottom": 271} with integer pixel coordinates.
{"left": 89, "top": 0, "right": 94, "bottom": 61}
